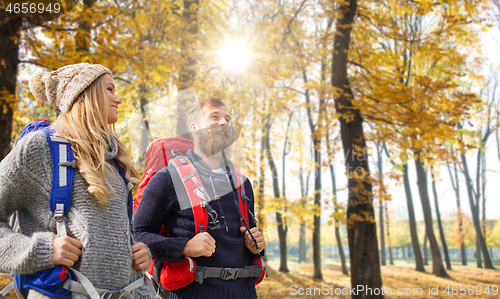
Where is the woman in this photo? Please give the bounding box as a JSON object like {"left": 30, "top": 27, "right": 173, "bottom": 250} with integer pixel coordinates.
{"left": 0, "top": 63, "right": 153, "bottom": 298}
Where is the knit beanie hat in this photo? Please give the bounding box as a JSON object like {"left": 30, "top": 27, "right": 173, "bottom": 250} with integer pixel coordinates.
{"left": 29, "top": 63, "right": 113, "bottom": 113}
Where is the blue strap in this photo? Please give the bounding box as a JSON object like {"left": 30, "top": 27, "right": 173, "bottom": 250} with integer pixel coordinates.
{"left": 42, "top": 129, "right": 75, "bottom": 214}
{"left": 19, "top": 120, "right": 51, "bottom": 141}
{"left": 42, "top": 128, "right": 132, "bottom": 221}
{"left": 118, "top": 165, "right": 133, "bottom": 223}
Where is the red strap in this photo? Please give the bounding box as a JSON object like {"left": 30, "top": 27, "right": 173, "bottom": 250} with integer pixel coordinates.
{"left": 160, "top": 141, "right": 168, "bottom": 169}
{"left": 171, "top": 158, "right": 207, "bottom": 234}
{"left": 234, "top": 168, "right": 248, "bottom": 226}
{"left": 171, "top": 159, "right": 249, "bottom": 233}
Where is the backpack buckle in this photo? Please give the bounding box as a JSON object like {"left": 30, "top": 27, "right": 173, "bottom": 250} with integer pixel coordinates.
{"left": 58, "top": 160, "right": 77, "bottom": 169}
{"left": 196, "top": 266, "right": 207, "bottom": 284}
{"left": 221, "top": 268, "right": 239, "bottom": 280}
{"left": 171, "top": 149, "right": 181, "bottom": 158}
{"left": 242, "top": 193, "right": 250, "bottom": 203}
{"left": 54, "top": 204, "right": 65, "bottom": 222}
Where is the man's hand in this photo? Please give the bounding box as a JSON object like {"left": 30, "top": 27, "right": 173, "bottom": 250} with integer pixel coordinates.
{"left": 182, "top": 232, "right": 216, "bottom": 257}
{"left": 53, "top": 235, "right": 82, "bottom": 267}
{"left": 132, "top": 242, "right": 150, "bottom": 270}
{"left": 240, "top": 227, "right": 265, "bottom": 255}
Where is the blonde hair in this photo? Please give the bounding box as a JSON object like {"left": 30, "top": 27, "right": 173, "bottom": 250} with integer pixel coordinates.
{"left": 52, "top": 75, "right": 140, "bottom": 206}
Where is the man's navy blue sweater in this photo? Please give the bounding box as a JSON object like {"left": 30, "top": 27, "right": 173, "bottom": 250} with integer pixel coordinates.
{"left": 133, "top": 150, "right": 260, "bottom": 299}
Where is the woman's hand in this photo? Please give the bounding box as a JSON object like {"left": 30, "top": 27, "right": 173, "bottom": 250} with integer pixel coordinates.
{"left": 53, "top": 235, "right": 82, "bottom": 267}
{"left": 132, "top": 242, "right": 150, "bottom": 270}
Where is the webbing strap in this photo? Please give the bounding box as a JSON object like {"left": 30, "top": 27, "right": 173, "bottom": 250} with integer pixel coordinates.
{"left": 190, "top": 177, "right": 211, "bottom": 203}
{"left": 195, "top": 266, "right": 263, "bottom": 282}
{"left": 193, "top": 189, "right": 208, "bottom": 202}
{"left": 0, "top": 282, "right": 15, "bottom": 299}
{"left": 67, "top": 267, "right": 100, "bottom": 299}
{"left": 181, "top": 170, "right": 197, "bottom": 183}
{"left": 12, "top": 278, "right": 24, "bottom": 299}
{"left": 63, "top": 269, "right": 149, "bottom": 299}
{"left": 143, "top": 272, "right": 156, "bottom": 295}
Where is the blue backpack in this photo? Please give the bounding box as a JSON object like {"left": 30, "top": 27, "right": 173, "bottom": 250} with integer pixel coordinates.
{"left": 0, "top": 120, "right": 145, "bottom": 299}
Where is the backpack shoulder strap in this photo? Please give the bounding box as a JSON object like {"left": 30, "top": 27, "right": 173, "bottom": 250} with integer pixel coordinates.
{"left": 169, "top": 156, "right": 209, "bottom": 234}
{"left": 234, "top": 168, "right": 249, "bottom": 226}
{"left": 41, "top": 129, "right": 76, "bottom": 237}
{"left": 117, "top": 165, "right": 134, "bottom": 223}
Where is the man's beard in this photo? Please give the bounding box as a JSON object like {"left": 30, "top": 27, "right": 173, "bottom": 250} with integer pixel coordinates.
{"left": 198, "top": 126, "right": 233, "bottom": 157}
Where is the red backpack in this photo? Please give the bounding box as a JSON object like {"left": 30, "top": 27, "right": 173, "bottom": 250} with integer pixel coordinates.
{"left": 134, "top": 137, "right": 265, "bottom": 296}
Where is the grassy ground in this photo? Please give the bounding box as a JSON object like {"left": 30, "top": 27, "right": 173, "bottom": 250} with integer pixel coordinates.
{"left": 1, "top": 260, "right": 499, "bottom": 298}
{"left": 256, "top": 259, "right": 500, "bottom": 298}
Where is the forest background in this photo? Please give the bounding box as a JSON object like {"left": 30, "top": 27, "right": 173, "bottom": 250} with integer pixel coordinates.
{"left": 1, "top": 0, "right": 500, "bottom": 298}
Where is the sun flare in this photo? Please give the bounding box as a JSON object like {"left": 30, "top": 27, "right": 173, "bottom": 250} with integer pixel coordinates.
{"left": 219, "top": 41, "right": 252, "bottom": 73}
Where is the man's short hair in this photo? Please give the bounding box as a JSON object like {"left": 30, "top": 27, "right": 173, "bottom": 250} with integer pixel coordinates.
{"left": 186, "top": 95, "right": 226, "bottom": 134}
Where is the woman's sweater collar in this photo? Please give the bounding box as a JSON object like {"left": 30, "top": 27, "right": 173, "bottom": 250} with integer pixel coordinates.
{"left": 105, "top": 134, "right": 119, "bottom": 161}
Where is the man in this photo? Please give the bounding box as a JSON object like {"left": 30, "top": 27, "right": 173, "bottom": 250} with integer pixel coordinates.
{"left": 133, "top": 96, "right": 266, "bottom": 299}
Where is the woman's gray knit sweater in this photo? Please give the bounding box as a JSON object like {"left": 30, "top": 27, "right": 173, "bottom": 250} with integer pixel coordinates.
{"left": 0, "top": 131, "right": 153, "bottom": 299}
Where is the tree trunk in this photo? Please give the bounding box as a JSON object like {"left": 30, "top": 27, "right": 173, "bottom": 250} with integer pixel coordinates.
{"left": 460, "top": 153, "right": 495, "bottom": 269}
{"left": 0, "top": 9, "right": 19, "bottom": 160}
{"left": 303, "top": 70, "right": 323, "bottom": 280}
{"left": 475, "top": 150, "right": 483, "bottom": 269}
{"left": 424, "top": 233, "right": 428, "bottom": 266}
{"left": 331, "top": 0, "right": 383, "bottom": 296}
{"left": 311, "top": 138, "right": 322, "bottom": 279}
{"left": 481, "top": 153, "right": 487, "bottom": 266}
{"left": 385, "top": 203, "right": 394, "bottom": 265}
{"left": 476, "top": 239, "right": 482, "bottom": 268}
{"left": 305, "top": 14, "right": 333, "bottom": 278}
{"left": 298, "top": 168, "right": 309, "bottom": 263}
{"left": 264, "top": 120, "right": 288, "bottom": 272}
{"left": 254, "top": 116, "right": 268, "bottom": 261}
{"left": 176, "top": 0, "right": 199, "bottom": 136}
{"left": 402, "top": 163, "right": 425, "bottom": 271}
{"left": 329, "top": 162, "right": 349, "bottom": 275}
{"left": 135, "top": 85, "right": 152, "bottom": 169}
{"left": 447, "top": 159, "right": 466, "bottom": 265}
{"left": 376, "top": 143, "right": 386, "bottom": 266}
{"left": 257, "top": 124, "right": 267, "bottom": 232}
{"left": 430, "top": 168, "right": 451, "bottom": 270}
{"left": 414, "top": 152, "right": 448, "bottom": 277}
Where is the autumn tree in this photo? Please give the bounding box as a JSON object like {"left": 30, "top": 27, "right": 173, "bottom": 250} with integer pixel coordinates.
{"left": 326, "top": 133, "right": 348, "bottom": 275}
{"left": 373, "top": 138, "right": 388, "bottom": 266}
{"left": 383, "top": 145, "right": 424, "bottom": 271}
{"left": 447, "top": 152, "right": 467, "bottom": 265}
{"left": 331, "top": 0, "right": 383, "bottom": 295}
{"left": 0, "top": 7, "right": 19, "bottom": 159}
{"left": 430, "top": 167, "right": 451, "bottom": 270}
{"left": 348, "top": 0, "right": 491, "bottom": 277}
